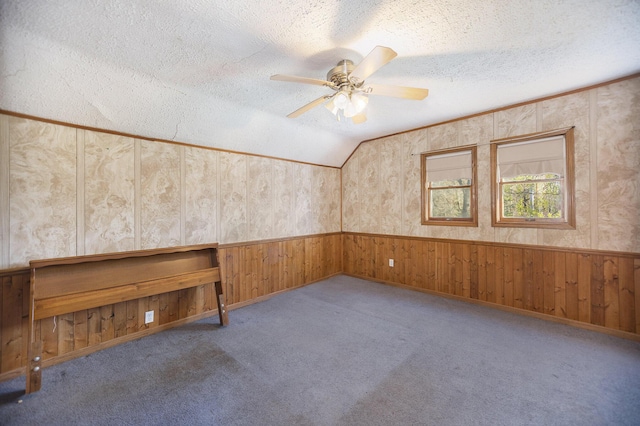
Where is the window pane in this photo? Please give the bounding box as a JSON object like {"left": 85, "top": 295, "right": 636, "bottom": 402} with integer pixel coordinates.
{"left": 430, "top": 187, "right": 471, "bottom": 218}
{"left": 502, "top": 179, "right": 562, "bottom": 218}
{"left": 431, "top": 178, "right": 471, "bottom": 188}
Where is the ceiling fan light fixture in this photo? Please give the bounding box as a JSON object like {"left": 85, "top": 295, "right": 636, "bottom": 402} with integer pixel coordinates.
{"left": 327, "top": 90, "right": 369, "bottom": 119}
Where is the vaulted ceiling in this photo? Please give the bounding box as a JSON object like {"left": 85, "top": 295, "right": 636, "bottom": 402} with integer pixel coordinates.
{"left": 1, "top": 1, "right": 639, "bottom": 167}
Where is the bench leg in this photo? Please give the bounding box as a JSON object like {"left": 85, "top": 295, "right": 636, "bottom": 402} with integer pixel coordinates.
{"left": 26, "top": 340, "right": 43, "bottom": 394}
{"left": 214, "top": 281, "right": 229, "bottom": 326}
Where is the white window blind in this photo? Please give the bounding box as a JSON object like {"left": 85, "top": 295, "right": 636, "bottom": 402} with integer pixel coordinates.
{"left": 426, "top": 151, "right": 472, "bottom": 182}
{"left": 497, "top": 136, "right": 565, "bottom": 179}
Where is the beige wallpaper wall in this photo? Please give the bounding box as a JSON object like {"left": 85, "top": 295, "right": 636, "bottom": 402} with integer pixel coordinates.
{"left": 343, "top": 77, "right": 640, "bottom": 253}
{"left": 0, "top": 115, "right": 341, "bottom": 268}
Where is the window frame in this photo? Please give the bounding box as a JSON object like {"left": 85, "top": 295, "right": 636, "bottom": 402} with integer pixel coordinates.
{"left": 490, "top": 127, "right": 575, "bottom": 229}
{"left": 421, "top": 145, "right": 478, "bottom": 227}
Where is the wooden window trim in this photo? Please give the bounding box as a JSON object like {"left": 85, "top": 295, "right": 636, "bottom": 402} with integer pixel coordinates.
{"left": 421, "top": 146, "right": 478, "bottom": 227}
{"left": 490, "top": 127, "right": 575, "bottom": 229}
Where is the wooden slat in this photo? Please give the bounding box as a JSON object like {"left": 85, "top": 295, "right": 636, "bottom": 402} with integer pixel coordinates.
{"left": 603, "top": 256, "right": 620, "bottom": 330}
{"left": 543, "top": 251, "right": 555, "bottom": 315}
{"left": 57, "top": 313, "right": 74, "bottom": 355}
{"left": 34, "top": 268, "right": 220, "bottom": 320}
{"left": 565, "top": 253, "right": 579, "bottom": 320}
{"left": 486, "top": 246, "right": 496, "bottom": 303}
{"left": 41, "top": 317, "right": 58, "bottom": 359}
{"left": 469, "top": 244, "right": 478, "bottom": 299}
{"left": 533, "top": 250, "right": 544, "bottom": 313}
{"left": 167, "top": 290, "right": 179, "bottom": 323}
{"left": 427, "top": 241, "right": 437, "bottom": 291}
{"left": 101, "top": 305, "right": 115, "bottom": 342}
{"left": 577, "top": 254, "right": 591, "bottom": 323}
{"left": 635, "top": 258, "right": 640, "bottom": 333}
{"left": 157, "top": 293, "right": 169, "bottom": 326}
{"left": 1, "top": 274, "right": 25, "bottom": 373}
{"left": 453, "top": 243, "right": 463, "bottom": 296}
{"left": 512, "top": 248, "right": 524, "bottom": 309}
{"left": 618, "top": 257, "right": 635, "bottom": 333}
{"left": 477, "top": 245, "right": 487, "bottom": 301}
{"left": 462, "top": 243, "right": 471, "bottom": 298}
{"left": 73, "top": 310, "right": 88, "bottom": 350}
{"left": 503, "top": 248, "right": 514, "bottom": 307}
{"left": 87, "top": 308, "right": 101, "bottom": 346}
{"left": 126, "top": 300, "right": 138, "bottom": 335}
{"left": 554, "top": 252, "right": 566, "bottom": 318}
{"left": 137, "top": 296, "right": 149, "bottom": 332}
{"left": 113, "top": 302, "right": 127, "bottom": 338}
{"left": 590, "top": 255, "right": 605, "bottom": 327}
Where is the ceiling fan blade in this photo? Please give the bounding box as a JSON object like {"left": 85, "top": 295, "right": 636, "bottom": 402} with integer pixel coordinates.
{"left": 287, "top": 95, "right": 332, "bottom": 118}
{"left": 271, "top": 74, "right": 336, "bottom": 89}
{"left": 351, "top": 113, "right": 367, "bottom": 124}
{"left": 364, "top": 83, "right": 429, "bottom": 100}
{"left": 348, "top": 46, "right": 398, "bottom": 84}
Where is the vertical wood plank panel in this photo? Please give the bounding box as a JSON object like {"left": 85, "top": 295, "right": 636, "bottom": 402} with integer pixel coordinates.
{"left": 512, "top": 248, "right": 524, "bottom": 309}
{"left": 543, "top": 251, "right": 555, "bottom": 315}
{"left": 41, "top": 317, "right": 58, "bottom": 359}
{"left": 57, "top": 313, "right": 74, "bottom": 355}
{"left": 503, "top": 248, "right": 514, "bottom": 307}
{"left": 523, "top": 249, "right": 534, "bottom": 311}
{"left": 565, "top": 253, "right": 579, "bottom": 321}
{"left": 577, "top": 254, "right": 592, "bottom": 323}
{"left": 495, "top": 247, "right": 505, "bottom": 306}
{"left": 533, "top": 250, "right": 544, "bottom": 313}
{"left": 554, "top": 252, "right": 567, "bottom": 318}
{"left": 167, "top": 290, "right": 179, "bottom": 323}
{"left": 453, "top": 243, "right": 463, "bottom": 296}
{"left": 126, "top": 300, "right": 138, "bottom": 335}
{"left": 138, "top": 296, "right": 150, "bottom": 331}
{"left": 149, "top": 294, "right": 160, "bottom": 326}
{"left": 590, "top": 255, "right": 605, "bottom": 327}
{"left": 635, "top": 258, "right": 640, "bottom": 333}
{"left": 469, "top": 244, "right": 478, "bottom": 299}
{"left": 73, "top": 310, "right": 88, "bottom": 350}
{"left": 486, "top": 246, "right": 496, "bottom": 303}
{"left": 100, "top": 305, "right": 115, "bottom": 342}
{"left": 427, "top": 241, "right": 436, "bottom": 291}
{"left": 87, "top": 308, "right": 101, "bottom": 346}
{"left": 462, "top": 244, "right": 471, "bottom": 298}
{"left": 113, "top": 301, "right": 127, "bottom": 337}
{"left": 618, "top": 257, "right": 635, "bottom": 333}
{"left": 1, "top": 275, "right": 24, "bottom": 372}
{"left": 477, "top": 245, "right": 487, "bottom": 301}
{"left": 178, "top": 289, "right": 189, "bottom": 320}
{"left": 603, "top": 256, "right": 620, "bottom": 329}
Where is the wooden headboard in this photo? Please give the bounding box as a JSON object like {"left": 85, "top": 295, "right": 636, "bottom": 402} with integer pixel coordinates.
{"left": 26, "top": 243, "right": 228, "bottom": 393}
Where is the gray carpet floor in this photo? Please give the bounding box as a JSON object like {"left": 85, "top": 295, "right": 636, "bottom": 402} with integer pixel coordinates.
{"left": 1, "top": 275, "right": 639, "bottom": 425}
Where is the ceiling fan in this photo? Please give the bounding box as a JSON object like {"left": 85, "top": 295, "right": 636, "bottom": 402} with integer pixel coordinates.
{"left": 271, "top": 46, "right": 429, "bottom": 124}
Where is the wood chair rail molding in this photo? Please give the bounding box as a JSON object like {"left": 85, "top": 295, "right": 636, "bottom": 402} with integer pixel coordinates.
{"left": 26, "top": 243, "right": 229, "bottom": 394}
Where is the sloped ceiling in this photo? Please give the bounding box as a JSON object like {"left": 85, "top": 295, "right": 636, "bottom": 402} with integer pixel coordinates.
{"left": 1, "top": 0, "right": 639, "bottom": 167}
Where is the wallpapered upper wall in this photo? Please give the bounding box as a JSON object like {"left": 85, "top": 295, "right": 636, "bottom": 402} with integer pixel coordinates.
{"left": 0, "top": 115, "right": 341, "bottom": 268}
{"left": 342, "top": 77, "right": 640, "bottom": 253}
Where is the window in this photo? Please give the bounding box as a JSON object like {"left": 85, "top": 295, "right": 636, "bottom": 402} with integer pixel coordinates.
{"left": 491, "top": 127, "right": 575, "bottom": 229}
{"left": 421, "top": 146, "right": 477, "bottom": 226}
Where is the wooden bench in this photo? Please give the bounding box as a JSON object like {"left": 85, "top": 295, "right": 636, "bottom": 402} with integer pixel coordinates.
{"left": 26, "top": 243, "right": 228, "bottom": 393}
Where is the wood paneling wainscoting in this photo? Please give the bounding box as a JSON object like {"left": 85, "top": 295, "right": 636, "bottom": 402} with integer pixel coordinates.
{"left": 343, "top": 233, "right": 640, "bottom": 339}
{"left": 0, "top": 233, "right": 342, "bottom": 383}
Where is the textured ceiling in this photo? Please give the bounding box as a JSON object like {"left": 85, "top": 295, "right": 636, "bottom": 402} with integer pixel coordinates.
{"left": 1, "top": 0, "right": 639, "bottom": 167}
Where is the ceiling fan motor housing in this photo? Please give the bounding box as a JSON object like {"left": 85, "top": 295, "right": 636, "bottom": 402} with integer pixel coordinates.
{"left": 327, "top": 60, "right": 356, "bottom": 89}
